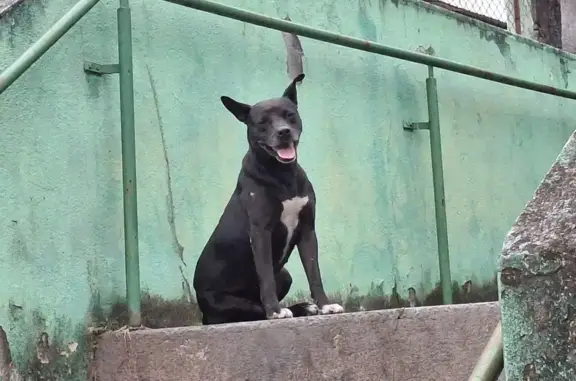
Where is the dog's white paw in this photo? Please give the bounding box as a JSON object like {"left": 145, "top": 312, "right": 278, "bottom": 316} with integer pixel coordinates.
{"left": 271, "top": 308, "right": 294, "bottom": 319}
{"left": 304, "top": 303, "right": 319, "bottom": 315}
{"left": 321, "top": 303, "right": 344, "bottom": 315}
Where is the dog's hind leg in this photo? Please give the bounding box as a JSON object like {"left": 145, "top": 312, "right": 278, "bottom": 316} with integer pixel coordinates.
{"left": 197, "top": 291, "right": 267, "bottom": 325}
{"left": 275, "top": 267, "right": 293, "bottom": 301}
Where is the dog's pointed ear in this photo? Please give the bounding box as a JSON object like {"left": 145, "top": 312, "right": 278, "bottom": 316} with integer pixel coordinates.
{"left": 220, "top": 96, "right": 251, "bottom": 122}
{"left": 282, "top": 73, "right": 305, "bottom": 106}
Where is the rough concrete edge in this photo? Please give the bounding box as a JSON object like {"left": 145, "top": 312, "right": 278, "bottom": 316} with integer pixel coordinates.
{"left": 501, "top": 130, "right": 576, "bottom": 259}
{"left": 499, "top": 129, "right": 576, "bottom": 380}
{"left": 98, "top": 302, "right": 500, "bottom": 340}
{"left": 93, "top": 302, "right": 503, "bottom": 381}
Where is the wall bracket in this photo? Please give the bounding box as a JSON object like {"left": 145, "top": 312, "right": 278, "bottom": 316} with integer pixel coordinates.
{"left": 404, "top": 122, "right": 430, "bottom": 131}
{"left": 83, "top": 61, "right": 120, "bottom": 75}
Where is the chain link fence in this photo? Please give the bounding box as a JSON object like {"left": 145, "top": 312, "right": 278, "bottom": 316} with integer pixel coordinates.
{"left": 425, "top": 0, "right": 533, "bottom": 34}
{"left": 443, "top": 0, "right": 507, "bottom": 22}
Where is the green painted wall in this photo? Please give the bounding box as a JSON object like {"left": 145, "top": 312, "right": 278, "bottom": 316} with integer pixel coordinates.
{"left": 0, "top": 0, "right": 575, "bottom": 375}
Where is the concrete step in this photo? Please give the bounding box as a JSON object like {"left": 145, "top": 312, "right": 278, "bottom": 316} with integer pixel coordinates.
{"left": 93, "top": 302, "right": 500, "bottom": 381}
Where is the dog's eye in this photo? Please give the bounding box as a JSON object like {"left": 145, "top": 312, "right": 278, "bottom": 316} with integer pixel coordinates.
{"left": 256, "top": 122, "right": 267, "bottom": 133}
{"left": 284, "top": 111, "right": 296, "bottom": 121}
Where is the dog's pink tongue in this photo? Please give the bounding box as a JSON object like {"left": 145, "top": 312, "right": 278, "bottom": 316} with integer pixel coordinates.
{"left": 276, "top": 145, "right": 296, "bottom": 160}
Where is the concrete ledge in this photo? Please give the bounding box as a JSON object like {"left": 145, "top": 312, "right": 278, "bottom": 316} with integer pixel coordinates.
{"left": 93, "top": 302, "right": 500, "bottom": 381}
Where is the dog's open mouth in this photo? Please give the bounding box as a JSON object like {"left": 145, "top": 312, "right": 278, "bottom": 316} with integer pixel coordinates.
{"left": 260, "top": 142, "right": 297, "bottom": 163}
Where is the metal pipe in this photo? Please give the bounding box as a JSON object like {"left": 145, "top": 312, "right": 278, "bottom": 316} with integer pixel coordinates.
{"left": 163, "top": 0, "right": 576, "bottom": 101}
{"left": 118, "top": 0, "right": 141, "bottom": 327}
{"left": 0, "top": 0, "right": 100, "bottom": 95}
{"left": 426, "top": 67, "right": 452, "bottom": 305}
{"left": 468, "top": 321, "right": 504, "bottom": 381}
{"left": 513, "top": 0, "right": 522, "bottom": 34}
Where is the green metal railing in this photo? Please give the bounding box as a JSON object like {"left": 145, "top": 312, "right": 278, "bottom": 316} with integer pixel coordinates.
{"left": 158, "top": 0, "right": 576, "bottom": 309}
{"left": 0, "top": 0, "right": 142, "bottom": 326}
{"left": 468, "top": 322, "right": 504, "bottom": 381}
{"left": 3, "top": 0, "right": 575, "bottom": 378}
{"left": 117, "top": 0, "right": 141, "bottom": 328}
{"left": 165, "top": 0, "right": 576, "bottom": 100}
{"left": 426, "top": 67, "right": 452, "bottom": 305}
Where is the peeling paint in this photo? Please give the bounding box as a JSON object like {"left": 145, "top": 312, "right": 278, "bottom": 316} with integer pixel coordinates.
{"left": 416, "top": 45, "right": 436, "bottom": 55}
{"left": 3, "top": 328, "right": 87, "bottom": 381}
{"left": 478, "top": 29, "right": 513, "bottom": 62}
{"left": 60, "top": 342, "right": 78, "bottom": 358}
{"left": 35, "top": 333, "right": 52, "bottom": 364}
{"left": 281, "top": 16, "right": 304, "bottom": 82}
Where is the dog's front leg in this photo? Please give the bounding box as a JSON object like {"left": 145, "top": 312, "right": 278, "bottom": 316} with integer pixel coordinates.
{"left": 250, "top": 226, "right": 293, "bottom": 320}
{"left": 298, "top": 225, "right": 344, "bottom": 315}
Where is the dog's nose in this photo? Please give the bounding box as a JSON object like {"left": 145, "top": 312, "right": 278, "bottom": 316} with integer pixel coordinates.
{"left": 278, "top": 128, "right": 291, "bottom": 138}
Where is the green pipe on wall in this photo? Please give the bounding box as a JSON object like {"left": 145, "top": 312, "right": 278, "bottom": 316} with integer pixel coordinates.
{"left": 468, "top": 322, "right": 504, "bottom": 381}
{"left": 426, "top": 67, "right": 452, "bottom": 305}
{"left": 117, "top": 0, "right": 141, "bottom": 327}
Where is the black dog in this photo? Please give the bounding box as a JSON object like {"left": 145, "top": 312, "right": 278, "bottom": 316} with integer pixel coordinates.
{"left": 193, "top": 74, "right": 344, "bottom": 325}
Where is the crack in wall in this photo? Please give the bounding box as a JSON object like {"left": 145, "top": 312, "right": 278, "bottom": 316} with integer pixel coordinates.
{"left": 179, "top": 265, "right": 193, "bottom": 303}
{"left": 146, "top": 65, "right": 186, "bottom": 269}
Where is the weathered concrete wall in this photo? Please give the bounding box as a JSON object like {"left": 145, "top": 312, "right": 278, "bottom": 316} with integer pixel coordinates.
{"left": 94, "top": 303, "right": 501, "bottom": 381}
{"left": 508, "top": 0, "right": 576, "bottom": 53}
{"left": 0, "top": 0, "right": 575, "bottom": 377}
{"left": 510, "top": 0, "right": 537, "bottom": 40}
{"left": 562, "top": 0, "right": 576, "bottom": 53}
{"left": 500, "top": 129, "right": 576, "bottom": 379}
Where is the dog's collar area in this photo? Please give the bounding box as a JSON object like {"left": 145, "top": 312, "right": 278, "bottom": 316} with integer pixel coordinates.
{"left": 258, "top": 142, "right": 297, "bottom": 164}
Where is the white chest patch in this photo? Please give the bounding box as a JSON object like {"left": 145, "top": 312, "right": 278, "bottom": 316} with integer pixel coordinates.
{"left": 280, "top": 196, "right": 309, "bottom": 261}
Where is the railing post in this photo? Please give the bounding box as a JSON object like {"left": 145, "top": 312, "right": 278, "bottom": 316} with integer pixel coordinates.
{"left": 405, "top": 67, "right": 452, "bottom": 305}
{"left": 117, "top": 0, "right": 141, "bottom": 327}
{"left": 426, "top": 67, "right": 452, "bottom": 305}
